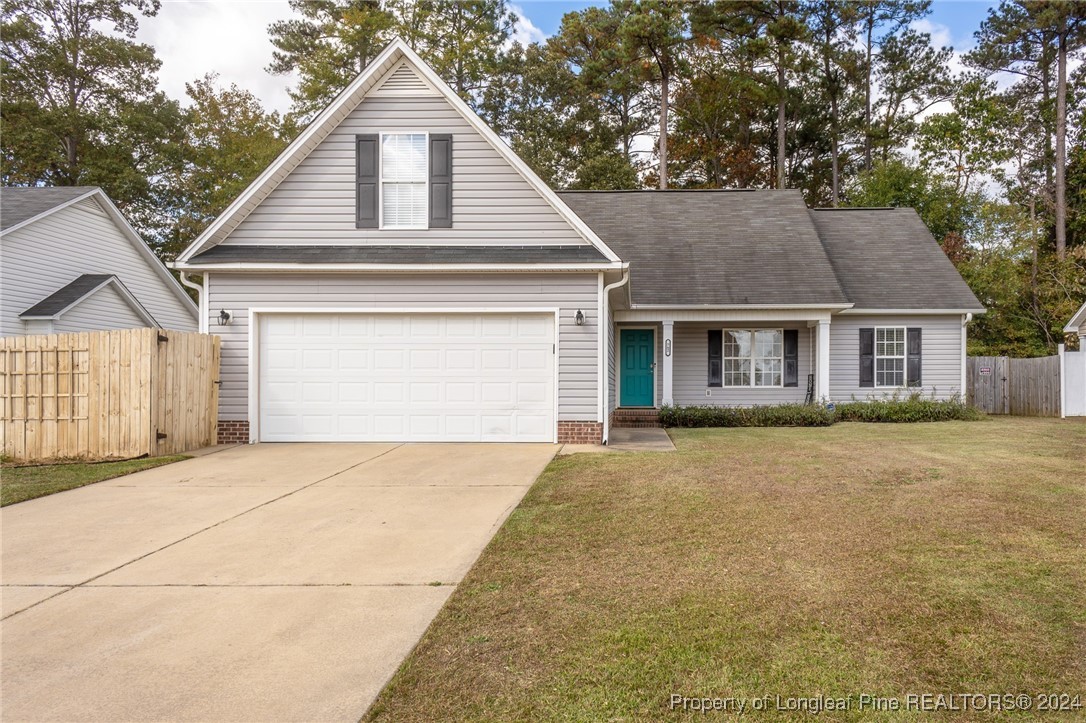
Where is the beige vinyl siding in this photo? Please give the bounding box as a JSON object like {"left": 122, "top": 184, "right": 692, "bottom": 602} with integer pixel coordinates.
{"left": 829, "top": 314, "right": 964, "bottom": 400}
{"left": 52, "top": 284, "right": 147, "bottom": 333}
{"left": 221, "top": 71, "right": 588, "bottom": 246}
{"left": 1, "top": 199, "right": 197, "bottom": 335}
{"left": 207, "top": 272, "right": 599, "bottom": 422}
{"left": 671, "top": 323, "right": 812, "bottom": 406}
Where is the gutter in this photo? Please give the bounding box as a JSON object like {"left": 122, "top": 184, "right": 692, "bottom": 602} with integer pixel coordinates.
{"left": 600, "top": 270, "right": 631, "bottom": 445}
{"left": 178, "top": 271, "right": 206, "bottom": 333}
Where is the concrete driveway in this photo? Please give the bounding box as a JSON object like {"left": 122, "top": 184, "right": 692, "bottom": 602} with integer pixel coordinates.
{"left": 1, "top": 442, "right": 556, "bottom": 721}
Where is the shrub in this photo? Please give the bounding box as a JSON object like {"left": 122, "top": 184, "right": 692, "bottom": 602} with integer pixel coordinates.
{"left": 658, "top": 396, "right": 982, "bottom": 428}
{"left": 834, "top": 395, "right": 982, "bottom": 423}
{"left": 659, "top": 403, "right": 835, "bottom": 428}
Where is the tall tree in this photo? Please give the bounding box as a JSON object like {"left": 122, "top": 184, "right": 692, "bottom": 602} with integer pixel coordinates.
{"left": 854, "top": 0, "right": 931, "bottom": 170}
{"left": 162, "top": 75, "right": 290, "bottom": 258}
{"left": 395, "top": 0, "right": 515, "bottom": 122}
{"left": 805, "top": 0, "right": 860, "bottom": 204}
{"left": 615, "top": 0, "right": 687, "bottom": 189}
{"left": 0, "top": 0, "right": 181, "bottom": 233}
{"left": 268, "top": 0, "right": 395, "bottom": 122}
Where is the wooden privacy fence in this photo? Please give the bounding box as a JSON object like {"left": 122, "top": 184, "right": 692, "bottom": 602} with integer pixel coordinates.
{"left": 967, "top": 354, "right": 1060, "bottom": 417}
{"left": 1, "top": 329, "right": 220, "bottom": 461}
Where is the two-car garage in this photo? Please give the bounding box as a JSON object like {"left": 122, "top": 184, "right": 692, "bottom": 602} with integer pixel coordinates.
{"left": 256, "top": 312, "right": 557, "bottom": 443}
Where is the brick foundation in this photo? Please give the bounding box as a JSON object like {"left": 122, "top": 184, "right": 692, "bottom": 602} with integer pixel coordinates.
{"left": 557, "top": 421, "right": 603, "bottom": 445}
{"left": 612, "top": 408, "right": 662, "bottom": 429}
{"left": 217, "top": 420, "right": 250, "bottom": 444}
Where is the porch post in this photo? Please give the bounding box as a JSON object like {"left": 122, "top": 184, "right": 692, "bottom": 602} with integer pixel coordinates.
{"left": 816, "top": 320, "right": 831, "bottom": 402}
{"left": 662, "top": 320, "right": 674, "bottom": 407}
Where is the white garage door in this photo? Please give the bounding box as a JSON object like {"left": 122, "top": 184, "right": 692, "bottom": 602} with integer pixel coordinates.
{"left": 257, "top": 313, "right": 555, "bottom": 442}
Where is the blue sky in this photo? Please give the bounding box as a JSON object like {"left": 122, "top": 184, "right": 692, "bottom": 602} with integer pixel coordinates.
{"left": 137, "top": 1, "right": 1000, "bottom": 115}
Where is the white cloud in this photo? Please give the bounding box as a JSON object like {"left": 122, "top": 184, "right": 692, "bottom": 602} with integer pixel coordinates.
{"left": 136, "top": 0, "right": 296, "bottom": 114}
{"left": 508, "top": 4, "right": 546, "bottom": 47}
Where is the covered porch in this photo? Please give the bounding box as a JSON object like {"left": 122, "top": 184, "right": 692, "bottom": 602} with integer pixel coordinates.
{"left": 611, "top": 308, "right": 836, "bottom": 412}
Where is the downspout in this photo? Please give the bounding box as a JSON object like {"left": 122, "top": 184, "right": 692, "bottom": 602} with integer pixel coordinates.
{"left": 961, "top": 313, "right": 972, "bottom": 401}
{"left": 601, "top": 269, "right": 630, "bottom": 445}
{"left": 178, "top": 271, "right": 206, "bottom": 333}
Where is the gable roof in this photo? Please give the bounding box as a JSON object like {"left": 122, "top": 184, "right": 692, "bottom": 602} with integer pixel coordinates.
{"left": 1064, "top": 300, "right": 1086, "bottom": 333}
{"left": 810, "top": 208, "right": 984, "bottom": 311}
{"left": 559, "top": 189, "right": 850, "bottom": 307}
{"left": 174, "top": 38, "right": 620, "bottom": 265}
{"left": 1, "top": 187, "right": 198, "bottom": 319}
{"left": 1, "top": 186, "right": 99, "bottom": 232}
{"left": 20, "top": 274, "right": 158, "bottom": 326}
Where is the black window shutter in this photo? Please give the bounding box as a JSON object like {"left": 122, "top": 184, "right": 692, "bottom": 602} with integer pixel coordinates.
{"left": 429, "top": 134, "right": 452, "bottom": 228}
{"left": 907, "top": 327, "right": 922, "bottom": 386}
{"left": 356, "top": 134, "right": 379, "bottom": 228}
{"left": 707, "top": 330, "right": 722, "bottom": 387}
{"left": 783, "top": 329, "right": 799, "bottom": 387}
{"left": 859, "top": 328, "right": 875, "bottom": 388}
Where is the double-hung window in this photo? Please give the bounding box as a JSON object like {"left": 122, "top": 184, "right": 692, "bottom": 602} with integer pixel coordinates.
{"left": 875, "top": 327, "right": 906, "bottom": 387}
{"left": 721, "top": 329, "right": 783, "bottom": 387}
{"left": 380, "top": 133, "right": 427, "bottom": 229}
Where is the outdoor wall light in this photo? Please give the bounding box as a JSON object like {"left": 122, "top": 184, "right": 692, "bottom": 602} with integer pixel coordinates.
{"left": 218, "top": 309, "right": 233, "bottom": 326}
{"left": 575, "top": 309, "right": 585, "bottom": 326}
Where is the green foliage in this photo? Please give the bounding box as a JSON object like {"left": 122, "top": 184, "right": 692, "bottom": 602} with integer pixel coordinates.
{"left": 659, "top": 397, "right": 982, "bottom": 429}
{"left": 659, "top": 403, "right": 835, "bottom": 428}
{"left": 0, "top": 0, "right": 183, "bottom": 235}
{"left": 834, "top": 395, "right": 982, "bottom": 423}
{"left": 845, "top": 158, "right": 981, "bottom": 244}
{"left": 160, "top": 75, "right": 291, "bottom": 258}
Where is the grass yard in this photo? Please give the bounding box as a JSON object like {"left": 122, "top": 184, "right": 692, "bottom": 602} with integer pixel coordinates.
{"left": 0, "top": 455, "right": 189, "bottom": 506}
{"left": 368, "top": 418, "right": 1086, "bottom": 722}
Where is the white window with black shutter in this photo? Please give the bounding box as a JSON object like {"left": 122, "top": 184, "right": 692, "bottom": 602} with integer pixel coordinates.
{"left": 707, "top": 329, "right": 790, "bottom": 388}
{"left": 860, "top": 326, "right": 922, "bottom": 388}
{"left": 355, "top": 132, "right": 453, "bottom": 230}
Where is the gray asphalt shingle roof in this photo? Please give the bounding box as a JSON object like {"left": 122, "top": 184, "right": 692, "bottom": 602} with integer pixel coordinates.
{"left": 20, "top": 274, "right": 116, "bottom": 318}
{"left": 1, "top": 186, "right": 98, "bottom": 231}
{"left": 187, "top": 244, "right": 609, "bottom": 265}
{"left": 810, "top": 208, "right": 984, "bottom": 310}
{"left": 560, "top": 189, "right": 850, "bottom": 306}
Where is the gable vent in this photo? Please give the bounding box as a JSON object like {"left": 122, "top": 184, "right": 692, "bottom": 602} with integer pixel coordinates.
{"left": 371, "top": 62, "right": 436, "bottom": 96}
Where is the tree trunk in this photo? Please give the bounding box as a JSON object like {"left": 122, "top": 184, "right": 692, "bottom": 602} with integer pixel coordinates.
{"left": 777, "top": 46, "right": 786, "bottom": 190}
{"left": 659, "top": 67, "right": 668, "bottom": 190}
{"left": 864, "top": 18, "right": 874, "bottom": 171}
{"left": 1055, "top": 23, "right": 1068, "bottom": 260}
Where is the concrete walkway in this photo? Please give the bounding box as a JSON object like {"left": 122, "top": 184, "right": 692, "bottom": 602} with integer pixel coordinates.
{"left": 1, "top": 442, "right": 557, "bottom": 721}
{"left": 559, "top": 427, "right": 676, "bottom": 455}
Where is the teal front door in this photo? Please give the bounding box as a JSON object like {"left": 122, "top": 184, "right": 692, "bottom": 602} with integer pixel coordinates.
{"left": 620, "top": 329, "right": 655, "bottom": 407}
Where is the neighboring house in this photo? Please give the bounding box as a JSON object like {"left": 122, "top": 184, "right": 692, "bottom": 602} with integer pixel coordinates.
{"left": 1062, "top": 301, "right": 1086, "bottom": 417}
{"left": 1, "top": 187, "right": 198, "bottom": 335}
{"left": 172, "top": 39, "right": 984, "bottom": 446}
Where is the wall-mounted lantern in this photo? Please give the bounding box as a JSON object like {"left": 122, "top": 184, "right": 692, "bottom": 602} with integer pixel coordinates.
{"left": 218, "top": 309, "right": 233, "bottom": 326}
{"left": 574, "top": 309, "right": 585, "bottom": 326}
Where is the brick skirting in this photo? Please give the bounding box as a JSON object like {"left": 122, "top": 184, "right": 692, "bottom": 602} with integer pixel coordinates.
{"left": 218, "top": 420, "right": 599, "bottom": 445}
{"left": 557, "top": 421, "right": 602, "bottom": 444}
{"left": 217, "top": 420, "right": 250, "bottom": 444}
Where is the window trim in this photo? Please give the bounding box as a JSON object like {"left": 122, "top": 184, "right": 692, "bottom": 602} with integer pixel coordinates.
{"left": 379, "top": 131, "right": 429, "bottom": 230}
{"left": 718, "top": 328, "right": 785, "bottom": 389}
{"left": 874, "top": 326, "right": 906, "bottom": 388}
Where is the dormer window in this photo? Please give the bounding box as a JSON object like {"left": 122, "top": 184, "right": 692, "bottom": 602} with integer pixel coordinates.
{"left": 380, "top": 133, "right": 427, "bottom": 229}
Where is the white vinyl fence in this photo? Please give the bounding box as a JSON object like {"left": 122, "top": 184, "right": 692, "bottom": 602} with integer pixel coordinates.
{"left": 1060, "top": 345, "right": 1086, "bottom": 417}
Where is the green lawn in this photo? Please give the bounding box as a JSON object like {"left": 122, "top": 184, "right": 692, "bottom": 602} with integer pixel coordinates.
{"left": 0, "top": 456, "right": 189, "bottom": 506}
{"left": 368, "top": 418, "right": 1086, "bottom": 722}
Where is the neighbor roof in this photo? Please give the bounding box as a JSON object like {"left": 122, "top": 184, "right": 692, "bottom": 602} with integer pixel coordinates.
{"left": 810, "top": 208, "right": 984, "bottom": 311}
{"left": 1, "top": 186, "right": 98, "bottom": 231}
{"left": 559, "top": 189, "right": 850, "bottom": 306}
{"left": 187, "top": 244, "right": 610, "bottom": 266}
{"left": 19, "top": 274, "right": 157, "bottom": 326}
